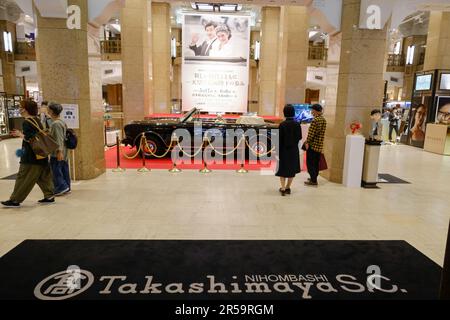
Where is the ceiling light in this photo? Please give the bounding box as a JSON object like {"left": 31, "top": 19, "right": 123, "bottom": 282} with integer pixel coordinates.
{"left": 110, "top": 23, "right": 121, "bottom": 32}
{"left": 191, "top": 2, "right": 242, "bottom": 12}
{"left": 3, "top": 31, "right": 12, "bottom": 53}
{"left": 197, "top": 3, "right": 214, "bottom": 11}
{"left": 309, "top": 31, "right": 319, "bottom": 38}
{"left": 406, "top": 45, "right": 415, "bottom": 65}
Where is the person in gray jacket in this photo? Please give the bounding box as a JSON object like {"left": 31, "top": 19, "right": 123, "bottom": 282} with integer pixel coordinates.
{"left": 48, "top": 103, "right": 71, "bottom": 196}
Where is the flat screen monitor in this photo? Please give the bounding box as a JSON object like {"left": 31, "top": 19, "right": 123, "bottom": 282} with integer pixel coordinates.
{"left": 292, "top": 104, "right": 313, "bottom": 123}
{"left": 440, "top": 73, "right": 450, "bottom": 90}
{"left": 415, "top": 74, "right": 432, "bottom": 91}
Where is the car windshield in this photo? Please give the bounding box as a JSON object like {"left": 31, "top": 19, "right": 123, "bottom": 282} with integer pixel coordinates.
{"left": 180, "top": 108, "right": 200, "bottom": 123}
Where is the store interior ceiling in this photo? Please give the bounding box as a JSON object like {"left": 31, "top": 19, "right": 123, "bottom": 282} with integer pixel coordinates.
{"left": 0, "top": 1, "right": 440, "bottom": 90}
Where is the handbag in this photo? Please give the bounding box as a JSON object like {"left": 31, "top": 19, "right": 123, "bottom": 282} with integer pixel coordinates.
{"left": 319, "top": 153, "right": 328, "bottom": 171}
{"left": 25, "top": 118, "right": 59, "bottom": 160}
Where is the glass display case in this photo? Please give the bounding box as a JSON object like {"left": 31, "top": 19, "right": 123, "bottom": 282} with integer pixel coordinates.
{"left": 0, "top": 92, "right": 9, "bottom": 137}
{"left": 7, "top": 94, "right": 25, "bottom": 132}
{"left": 7, "top": 95, "right": 24, "bottom": 119}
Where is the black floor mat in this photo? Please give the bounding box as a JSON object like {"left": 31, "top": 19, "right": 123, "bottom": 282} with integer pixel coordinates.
{"left": 0, "top": 240, "right": 441, "bottom": 300}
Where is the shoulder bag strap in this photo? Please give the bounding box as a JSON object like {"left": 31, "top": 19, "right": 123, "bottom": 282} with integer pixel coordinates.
{"left": 25, "top": 118, "right": 46, "bottom": 135}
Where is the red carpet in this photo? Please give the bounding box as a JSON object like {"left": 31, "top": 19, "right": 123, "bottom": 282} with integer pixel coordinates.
{"left": 105, "top": 146, "right": 307, "bottom": 171}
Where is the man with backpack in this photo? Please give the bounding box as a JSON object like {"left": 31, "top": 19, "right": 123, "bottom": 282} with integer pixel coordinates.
{"left": 48, "top": 103, "right": 71, "bottom": 196}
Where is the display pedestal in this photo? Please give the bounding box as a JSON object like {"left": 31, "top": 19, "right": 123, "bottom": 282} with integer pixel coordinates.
{"left": 362, "top": 140, "right": 382, "bottom": 188}
{"left": 424, "top": 124, "right": 450, "bottom": 156}
{"left": 343, "top": 134, "right": 365, "bottom": 188}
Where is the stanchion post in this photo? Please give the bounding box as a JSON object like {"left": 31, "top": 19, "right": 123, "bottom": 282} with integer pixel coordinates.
{"left": 138, "top": 134, "right": 150, "bottom": 172}
{"left": 199, "top": 136, "right": 211, "bottom": 174}
{"left": 169, "top": 134, "right": 181, "bottom": 173}
{"left": 237, "top": 136, "right": 248, "bottom": 173}
{"left": 112, "top": 133, "right": 125, "bottom": 172}
{"left": 71, "top": 149, "right": 77, "bottom": 182}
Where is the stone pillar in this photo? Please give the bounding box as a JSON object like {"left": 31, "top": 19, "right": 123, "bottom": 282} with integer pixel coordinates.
{"left": 323, "top": 32, "right": 342, "bottom": 175}
{"left": 259, "top": 6, "right": 309, "bottom": 117}
{"left": 277, "top": 6, "right": 309, "bottom": 114}
{"left": 258, "top": 7, "right": 281, "bottom": 116}
{"left": 322, "top": 0, "right": 387, "bottom": 183}
{"left": 35, "top": 0, "right": 105, "bottom": 180}
{"left": 152, "top": 2, "right": 171, "bottom": 113}
{"left": 0, "top": 20, "right": 17, "bottom": 94}
{"left": 424, "top": 11, "right": 450, "bottom": 70}
{"left": 121, "top": 0, "right": 152, "bottom": 124}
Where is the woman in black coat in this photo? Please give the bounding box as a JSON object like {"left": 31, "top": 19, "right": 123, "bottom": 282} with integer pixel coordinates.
{"left": 276, "top": 105, "right": 302, "bottom": 196}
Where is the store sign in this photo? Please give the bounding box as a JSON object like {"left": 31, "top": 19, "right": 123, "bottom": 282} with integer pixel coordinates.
{"left": 359, "top": 0, "right": 393, "bottom": 30}
{"left": 61, "top": 104, "right": 79, "bottom": 129}
{"left": 182, "top": 13, "right": 250, "bottom": 113}
{"left": 33, "top": 268, "right": 407, "bottom": 301}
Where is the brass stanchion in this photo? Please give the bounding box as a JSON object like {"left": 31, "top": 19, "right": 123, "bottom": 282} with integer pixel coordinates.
{"left": 138, "top": 135, "right": 150, "bottom": 172}
{"left": 169, "top": 134, "right": 182, "bottom": 173}
{"left": 169, "top": 163, "right": 181, "bottom": 173}
{"left": 199, "top": 136, "right": 211, "bottom": 174}
{"left": 112, "top": 133, "right": 125, "bottom": 172}
{"left": 237, "top": 138, "right": 248, "bottom": 173}
{"left": 199, "top": 162, "right": 211, "bottom": 174}
{"left": 237, "top": 163, "right": 248, "bottom": 174}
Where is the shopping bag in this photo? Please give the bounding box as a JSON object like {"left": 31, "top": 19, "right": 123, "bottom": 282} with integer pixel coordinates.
{"left": 25, "top": 118, "right": 59, "bottom": 159}
{"left": 319, "top": 153, "right": 328, "bottom": 171}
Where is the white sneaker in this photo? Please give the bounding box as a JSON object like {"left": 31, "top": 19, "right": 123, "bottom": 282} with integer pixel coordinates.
{"left": 54, "top": 188, "right": 70, "bottom": 197}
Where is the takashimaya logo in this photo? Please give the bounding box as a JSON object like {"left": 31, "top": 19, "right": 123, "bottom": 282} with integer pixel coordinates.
{"left": 34, "top": 266, "right": 94, "bottom": 301}
{"left": 32, "top": 265, "right": 408, "bottom": 300}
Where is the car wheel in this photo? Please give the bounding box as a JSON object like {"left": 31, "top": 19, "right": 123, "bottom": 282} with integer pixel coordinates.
{"left": 248, "top": 135, "right": 270, "bottom": 159}
{"left": 142, "top": 137, "right": 165, "bottom": 158}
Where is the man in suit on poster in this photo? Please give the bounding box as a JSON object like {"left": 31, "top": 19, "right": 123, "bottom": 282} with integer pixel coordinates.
{"left": 189, "top": 21, "right": 218, "bottom": 56}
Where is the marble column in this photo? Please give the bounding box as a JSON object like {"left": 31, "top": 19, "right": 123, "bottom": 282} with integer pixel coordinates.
{"left": 0, "top": 20, "right": 17, "bottom": 94}
{"left": 322, "top": 0, "right": 387, "bottom": 183}
{"left": 151, "top": 2, "right": 171, "bottom": 113}
{"left": 259, "top": 6, "right": 309, "bottom": 117}
{"left": 121, "top": 0, "right": 152, "bottom": 124}
{"left": 258, "top": 7, "right": 281, "bottom": 116}
{"left": 277, "top": 6, "right": 309, "bottom": 115}
{"left": 424, "top": 11, "right": 450, "bottom": 70}
{"left": 35, "top": 0, "right": 105, "bottom": 180}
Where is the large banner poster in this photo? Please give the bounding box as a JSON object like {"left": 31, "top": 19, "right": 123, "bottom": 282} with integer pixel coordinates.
{"left": 182, "top": 14, "right": 250, "bottom": 113}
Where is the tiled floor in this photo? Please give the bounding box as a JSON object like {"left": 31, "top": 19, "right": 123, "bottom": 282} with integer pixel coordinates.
{"left": 0, "top": 138, "right": 449, "bottom": 265}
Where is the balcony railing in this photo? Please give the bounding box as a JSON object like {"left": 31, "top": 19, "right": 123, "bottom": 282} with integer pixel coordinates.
{"left": 100, "top": 40, "right": 121, "bottom": 54}
{"left": 418, "top": 51, "right": 425, "bottom": 66}
{"left": 14, "top": 41, "right": 36, "bottom": 60}
{"left": 387, "top": 54, "right": 405, "bottom": 67}
{"left": 308, "top": 46, "right": 328, "bottom": 61}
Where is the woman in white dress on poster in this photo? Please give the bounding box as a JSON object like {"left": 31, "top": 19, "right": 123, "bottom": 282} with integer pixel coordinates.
{"left": 209, "top": 24, "right": 234, "bottom": 58}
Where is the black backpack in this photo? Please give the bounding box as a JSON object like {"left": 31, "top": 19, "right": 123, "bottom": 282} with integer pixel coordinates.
{"left": 65, "top": 128, "right": 78, "bottom": 149}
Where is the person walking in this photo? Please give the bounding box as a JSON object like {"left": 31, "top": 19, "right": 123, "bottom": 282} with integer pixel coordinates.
{"left": 304, "top": 104, "right": 327, "bottom": 187}
{"left": 276, "top": 105, "right": 302, "bottom": 196}
{"left": 48, "top": 103, "right": 71, "bottom": 196}
{"left": 388, "top": 106, "right": 400, "bottom": 143}
{"left": 1, "top": 100, "right": 55, "bottom": 208}
{"left": 39, "top": 101, "right": 52, "bottom": 130}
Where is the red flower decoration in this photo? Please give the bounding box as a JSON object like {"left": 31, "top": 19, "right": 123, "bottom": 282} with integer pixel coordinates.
{"left": 350, "top": 122, "right": 362, "bottom": 135}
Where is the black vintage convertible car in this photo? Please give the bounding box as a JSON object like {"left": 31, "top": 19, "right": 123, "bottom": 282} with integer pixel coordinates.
{"left": 122, "top": 108, "right": 279, "bottom": 158}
